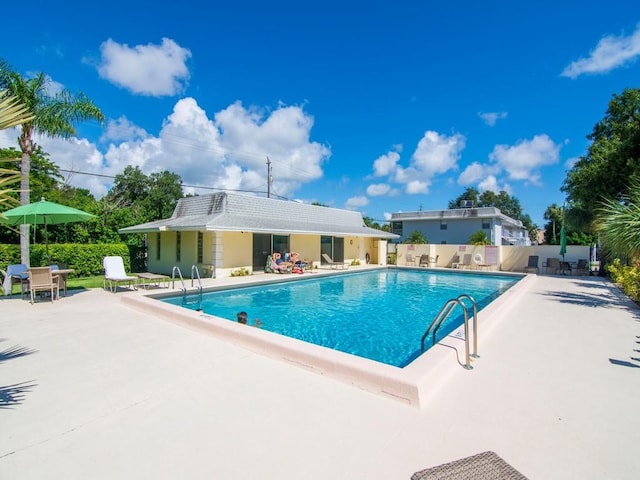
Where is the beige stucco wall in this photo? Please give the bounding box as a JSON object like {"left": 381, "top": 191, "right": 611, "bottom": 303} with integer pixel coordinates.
{"left": 290, "top": 235, "right": 319, "bottom": 266}
{"left": 395, "top": 243, "right": 591, "bottom": 272}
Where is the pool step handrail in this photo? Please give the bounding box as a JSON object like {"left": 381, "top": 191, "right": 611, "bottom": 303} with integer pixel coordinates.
{"left": 421, "top": 294, "right": 479, "bottom": 370}
{"left": 187, "top": 265, "right": 204, "bottom": 308}
{"left": 171, "top": 266, "right": 186, "bottom": 291}
{"left": 190, "top": 265, "right": 203, "bottom": 290}
{"left": 457, "top": 294, "right": 479, "bottom": 359}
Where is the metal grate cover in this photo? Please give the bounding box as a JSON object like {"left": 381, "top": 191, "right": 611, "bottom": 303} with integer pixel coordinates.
{"left": 411, "top": 451, "right": 528, "bottom": 480}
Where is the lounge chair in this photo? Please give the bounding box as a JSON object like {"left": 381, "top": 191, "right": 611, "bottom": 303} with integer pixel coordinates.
{"left": 103, "top": 256, "right": 137, "bottom": 292}
{"left": 2, "top": 263, "right": 30, "bottom": 298}
{"left": 418, "top": 254, "right": 430, "bottom": 267}
{"left": 321, "top": 253, "right": 349, "bottom": 269}
{"left": 429, "top": 255, "right": 439, "bottom": 267}
{"left": 265, "top": 255, "right": 290, "bottom": 274}
{"left": 524, "top": 255, "right": 539, "bottom": 274}
{"left": 457, "top": 253, "right": 473, "bottom": 269}
{"left": 28, "top": 266, "right": 59, "bottom": 303}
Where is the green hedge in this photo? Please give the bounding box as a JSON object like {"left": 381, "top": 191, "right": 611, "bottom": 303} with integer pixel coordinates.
{"left": 0, "top": 244, "right": 134, "bottom": 277}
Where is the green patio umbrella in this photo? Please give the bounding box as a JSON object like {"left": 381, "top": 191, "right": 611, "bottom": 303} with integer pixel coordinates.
{"left": 559, "top": 224, "right": 567, "bottom": 261}
{"left": 0, "top": 198, "right": 96, "bottom": 261}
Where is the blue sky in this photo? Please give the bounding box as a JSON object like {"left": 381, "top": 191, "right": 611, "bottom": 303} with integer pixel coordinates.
{"left": 1, "top": 1, "right": 639, "bottom": 226}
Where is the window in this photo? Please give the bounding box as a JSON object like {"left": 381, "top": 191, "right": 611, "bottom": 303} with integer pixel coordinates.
{"left": 272, "top": 235, "right": 290, "bottom": 256}
{"left": 176, "top": 232, "right": 181, "bottom": 261}
{"left": 440, "top": 240, "right": 447, "bottom": 244}
{"left": 156, "top": 233, "right": 161, "bottom": 261}
{"left": 391, "top": 221, "right": 403, "bottom": 236}
{"left": 440, "top": 221, "right": 447, "bottom": 230}
{"left": 197, "top": 232, "right": 203, "bottom": 264}
{"left": 482, "top": 220, "right": 490, "bottom": 229}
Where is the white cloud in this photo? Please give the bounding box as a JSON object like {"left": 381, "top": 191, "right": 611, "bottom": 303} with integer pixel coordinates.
{"left": 0, "top": 98, "right": 331, "bottom": 201}
{"left": 411, "top": 131, "right": 465, "bottom": 177}
{"left": 372, "top": 151, "right": 400, "bottom": 177}
{"left": 561, "top": 23, "right": 640, "bottom": 78}
{"left": 100, "top": 116, "right": 149, "bottom": 143}
{"left": 458, "top": 162, "right": 485, "bottom": 185}
{"left": 344, "top": 195, "right": 368, "bottom": 209}
{"left": 489, "top": 134, "right": 560, "bottom": 185}
{"left": 96, "top": 38, "right": 191, "bottom": 96}
{"left": 365, "top": 183, "right": 399, "bottom": 197}
{"left": 406, "top": 180, "right": 428, "bottom": 194}
{"left": 478, "top": 175, "right": 512, "bottom": 194}
{"left": 479, "top": 111, "right": 507, "bottom": 126}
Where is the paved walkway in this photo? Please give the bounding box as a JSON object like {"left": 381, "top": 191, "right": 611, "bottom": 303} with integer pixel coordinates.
{"left": 1, "top": 273, "right": 639, "bottom": 479}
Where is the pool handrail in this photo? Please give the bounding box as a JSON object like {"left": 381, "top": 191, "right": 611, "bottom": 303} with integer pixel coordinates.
{"left": 421, "top": 294, "right": 479, "bottom": 370}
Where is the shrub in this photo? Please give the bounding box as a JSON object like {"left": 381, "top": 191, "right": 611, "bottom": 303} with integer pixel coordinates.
{"left": 230, "top": 267, "right": 250, "bottom": 277}
{"left": 0, "top": 243, "right": 133, "bottom": 276}
{"left": 606, "top": 258, "right": 640, "bottom": 301}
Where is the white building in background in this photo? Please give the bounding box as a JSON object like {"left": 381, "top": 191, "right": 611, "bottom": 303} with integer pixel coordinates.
{"left": 389, "top": 207, "right": 531, "bottom": 246}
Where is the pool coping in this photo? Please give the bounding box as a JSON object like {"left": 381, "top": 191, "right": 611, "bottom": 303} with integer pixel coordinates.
{"left": 121, "top": 268, "right": 537, "bottom": 407}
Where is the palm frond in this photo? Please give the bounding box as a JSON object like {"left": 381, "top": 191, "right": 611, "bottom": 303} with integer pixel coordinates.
{"left": 0, "top": 89, "right": 35, "bottom": 130}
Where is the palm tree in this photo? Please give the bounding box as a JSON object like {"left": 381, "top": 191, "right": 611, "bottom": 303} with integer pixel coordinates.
{"left": 0, "top": 89, "right": 35, "bottom": 129}
{"left": 596, "top": 177, "right": 640, "bottom": 258}
{"left": 0, "top": 90, "right": 34, "bottom": 215}
{"left": 469, "top": 230, "right": 490, "bottom": 245}
{"left": 0, "top": 59, "right": 104, "bottom": 264}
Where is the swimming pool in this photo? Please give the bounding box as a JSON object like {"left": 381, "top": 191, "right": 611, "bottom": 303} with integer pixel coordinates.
{"left": 162, "top": 269, "right": 519, "bottom": 367}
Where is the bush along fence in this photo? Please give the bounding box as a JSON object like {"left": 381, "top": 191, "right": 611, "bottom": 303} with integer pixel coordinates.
{"left": 0, "top": 243, "right": 136, "bottom": 277}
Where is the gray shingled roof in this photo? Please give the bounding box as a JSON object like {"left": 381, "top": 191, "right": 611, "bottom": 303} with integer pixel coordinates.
{"left": 119, "top": 192, "right": 397, "bottom": 239}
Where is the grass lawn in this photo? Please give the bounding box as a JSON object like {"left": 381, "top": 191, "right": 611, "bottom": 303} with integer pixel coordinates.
{"left": 67, "top": 275, "right": 105, "bottom": 290}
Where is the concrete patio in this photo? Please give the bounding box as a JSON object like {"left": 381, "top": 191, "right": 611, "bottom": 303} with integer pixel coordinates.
{"left": 1, "top": 272, "right": 639, "bottom": 479}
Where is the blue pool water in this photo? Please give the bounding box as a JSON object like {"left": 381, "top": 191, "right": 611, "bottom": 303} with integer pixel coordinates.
{"left": 162, "top": 269, "right": 520, "bottom": 367}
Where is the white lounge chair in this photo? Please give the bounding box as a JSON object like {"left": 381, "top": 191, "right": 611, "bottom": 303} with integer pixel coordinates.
{"left": 321, "top": 253, "right": 349, "bottom": 269}
{"left": 103, "top": 256, "right": 137, "bottom": 292}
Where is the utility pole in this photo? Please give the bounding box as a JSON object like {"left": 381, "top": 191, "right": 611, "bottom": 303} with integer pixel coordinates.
{"left": 266, "top": 157, "right": 273, "bottom": 198}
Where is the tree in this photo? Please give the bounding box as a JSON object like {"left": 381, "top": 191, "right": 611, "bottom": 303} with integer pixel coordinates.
{"left": 543, "top": 203, "right": 563, "bottom": 244}
{"left": 563, "top": 88, "right": 640, "bottom": 225}
{"left": 0, "top": 89, "right": 34, "bottom": 129}
{"left": 363, "top": 216, "right": 391, "bottom": 232}
{"left": 403, "top": 230, "right": 428, "bottom": 244}
{"left": 448, "top": 187, "right": 479, "bottom": 208}
{"left": 469, "top": 230, "right": 489, "bottom": 245}
{"left": 0, "top": 90, "right": 34, "bottom": 216}
{"left": 595, "top": 176, "right": 640, "bottom": 258}
{"left": 0, "top": 58, "right": 104, "bottom": 264}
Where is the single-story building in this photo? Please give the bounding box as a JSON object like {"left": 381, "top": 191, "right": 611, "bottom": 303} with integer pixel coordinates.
{"left": 390, "top": 207, "right": 531, "bottom": 246}
{"left": 119, "top": 192, "right": 398, "bottom": 277}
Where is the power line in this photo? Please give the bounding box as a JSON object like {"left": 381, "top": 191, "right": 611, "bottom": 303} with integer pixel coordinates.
{"left": 58, "top": 168, "right": 290, "bottom": 200}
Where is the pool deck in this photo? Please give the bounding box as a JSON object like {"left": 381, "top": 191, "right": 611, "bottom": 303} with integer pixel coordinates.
{"left": 1, "top": 268, "right": 639, "bottom": 479}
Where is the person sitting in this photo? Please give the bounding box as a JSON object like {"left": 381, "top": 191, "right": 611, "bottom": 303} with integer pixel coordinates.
{"left": 290, "top": 252, "right": 309, "bottom": 270}
{"left": 274, "top": 252, "right": 293, "bottom": 269}
{"left": 266, "top": 254, "right": 290, "bottom": 273}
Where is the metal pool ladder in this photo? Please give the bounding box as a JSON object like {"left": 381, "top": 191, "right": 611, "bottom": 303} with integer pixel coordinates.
{"left": 421, "top": 294, "right": 479, "bottom": 370}
{"left": 171, "top": 265, "right": 203, "bottom": 307}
